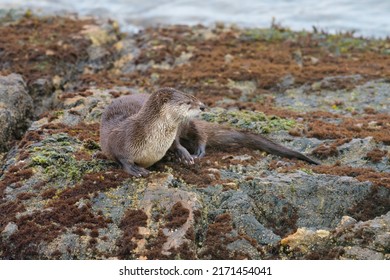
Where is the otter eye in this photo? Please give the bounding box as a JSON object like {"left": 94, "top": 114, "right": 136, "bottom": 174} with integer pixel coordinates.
{"left": 186, "top": 101, "right": 191, "bottom": 105}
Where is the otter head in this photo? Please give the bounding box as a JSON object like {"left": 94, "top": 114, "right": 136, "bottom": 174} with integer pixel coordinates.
{"left": 153, "top": 87, "right": 205, "bottom": 121}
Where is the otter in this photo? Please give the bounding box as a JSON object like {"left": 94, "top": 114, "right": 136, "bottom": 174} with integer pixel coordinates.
{"left": 100, "top": 88, "right": 204, "bottom": 176}
{"left": 100, "top": 87, "right": 319, "bottom": 176}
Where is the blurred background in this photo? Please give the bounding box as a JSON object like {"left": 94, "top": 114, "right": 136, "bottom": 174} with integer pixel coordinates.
{"left": 0, "top": 0, "right": 389, "bottom": 37}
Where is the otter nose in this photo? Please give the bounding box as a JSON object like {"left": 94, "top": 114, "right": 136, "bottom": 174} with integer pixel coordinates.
{"left": 199, "top": 103, "right": 206, "bottom": 111}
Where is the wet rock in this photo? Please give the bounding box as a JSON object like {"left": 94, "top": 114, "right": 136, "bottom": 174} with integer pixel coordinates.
{"left": 0, "top": 73, "right": 33, "bottom": 151}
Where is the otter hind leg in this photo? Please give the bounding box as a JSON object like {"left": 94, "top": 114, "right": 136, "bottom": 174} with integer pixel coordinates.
{"left": 118, "top": 157, "right": 149, "bottom": 177}
{"left": 194, "top": 143, "right": 206, "bottom": 158}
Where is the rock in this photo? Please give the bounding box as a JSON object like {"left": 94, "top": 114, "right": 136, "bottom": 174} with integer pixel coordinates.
{"left": 336, "top": 216, "right": 357, "bottom": 230}
{"left": 276, "top": 78, "right": 389, "bottom": 115}
{"left": 1, "top": 222, "right": 18, "bottom": 239}
{"left": 226, "top": 239, "right": 260, "bottom": 259}
{"left": 86, "top": 45, "right": 111, "bottom": 71}
{"left": 0, "top": 73, "right": 33, "bottom": 151}
{"left": 174, "top": 52, "right": 193, "bottom": 66}
{"left": 224, "top": 54, "right": 234, "bottom": 64}
{"left": 240, "top": 173, "right": 385, "bottom": 231}
{"left": 280, "top": 228, "right": 330, "bottom": 253}
{"left": 344, "top": 246, "right": 384, "bottom": 260}
{"left": 234, "top": 214, "right": 281, "bottom": 245}
{"left": 278, "top": 74, "right": 295, "bottom": 89}
{"left": 113, "top": 39, "right": 141, "bottom": 74}
{"left": 279, "top": 211, "right": 390, "bottom": 259}
{"left": 29, "top": 78, "right": 56, "bottom": 116}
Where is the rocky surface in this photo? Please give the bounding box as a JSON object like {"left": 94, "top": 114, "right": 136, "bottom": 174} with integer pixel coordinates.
{"left": 0, "top": 13, "right": 389, "bottom": 259}
{"left": 0, "top": 74, "right": 33, "bottom": 152}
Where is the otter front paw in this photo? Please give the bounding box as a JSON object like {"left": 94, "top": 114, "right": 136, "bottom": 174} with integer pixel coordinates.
{"left": 175, "top": 146, "right": 195, "bottom": 165}
{"left": 125, "top": 164, "right": 150, "bottom": 177}
{"left": 119, "top": 158, "right": 150, "bottom": 177}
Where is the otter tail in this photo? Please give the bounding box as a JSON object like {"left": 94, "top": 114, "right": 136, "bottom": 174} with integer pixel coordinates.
{"left": 204, "top": 124, "right": 320, "bottom": 165}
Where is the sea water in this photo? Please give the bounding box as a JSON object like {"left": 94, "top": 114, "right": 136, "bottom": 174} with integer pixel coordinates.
{"left": 0, "top": 0, "right": 389, "bottom": 37}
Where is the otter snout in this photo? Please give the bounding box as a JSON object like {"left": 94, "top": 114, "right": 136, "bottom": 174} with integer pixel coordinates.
{"left": 199, "top": 103, "right": 206, "bottom": 111}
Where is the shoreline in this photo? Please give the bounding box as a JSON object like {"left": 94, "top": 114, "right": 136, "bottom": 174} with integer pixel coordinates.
{"left": 0, "top": 5, "right": 389, "bottom": 39}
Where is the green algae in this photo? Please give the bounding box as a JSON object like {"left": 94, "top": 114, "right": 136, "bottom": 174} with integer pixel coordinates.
{"left": 201, "top": 109, "right": 296, "bottom": 133}
{"left": 319, "top": 33, "right": 389, "bottom": 55}
{"left": 241, "top": 27, "right": 298, "bottom": 42}
{"left": 299, "top": 168, "right": 315, "bottom": 175}
{"left": 29, "top": 133, "right": 108, "bottom": 182}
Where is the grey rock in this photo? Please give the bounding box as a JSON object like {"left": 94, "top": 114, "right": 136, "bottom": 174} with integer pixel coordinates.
{"left": 29, "top": 78, "right": 55, "bottom": 116}
{"left": 0, "top": 73, "right": 33, "bottom": 152}
{"left": 278, "top": 74, "right": 295, "bottom": 89}
{"left": 227, "top": 239, "right": 261, "bottom": 259}
{"left": 234, "top": 214, "right": 281, "bottom": 245}
{"left": 343, "top": 246, "right": 384, "bottom": 260}
{"left": 336, "top": 216, "right": 357, "bottom": 230}
{"left": 86, "top": 45, "right": 111, "bottom": 71}
{"left": 174, "top": 52, "right": 193, "bottom": 66}
{"left": 275, "top": 78, "right": 389, "bottom": 115}
{"left": 114, "top": 38, "right": 141, "bottom": 74}
{"left": 241, "top": 172, "right": 383, "bottom": 230}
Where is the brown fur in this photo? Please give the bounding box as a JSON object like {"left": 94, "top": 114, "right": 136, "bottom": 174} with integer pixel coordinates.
{"left": 100, "top": 88, "right": 319, "bottom": 176}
